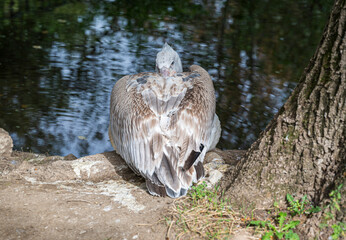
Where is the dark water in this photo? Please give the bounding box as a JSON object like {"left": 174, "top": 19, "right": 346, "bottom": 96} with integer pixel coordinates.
{"left": 0, "top": 0, "right": 333, "bottom": 157}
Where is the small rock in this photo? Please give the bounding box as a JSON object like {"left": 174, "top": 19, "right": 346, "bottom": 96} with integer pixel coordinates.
{"left": 204, "top": 151, "right": 222, "bottom": 164}
{"left": 70, "top": 157, "right": 117, "bottom": 181}
{"left": 64, "top": 153, "right": 78, "bottom": 161}
{"left": 11, "top": 153, "right": 119, "bottom": 183}
{"left": 16, "top": 228, "right": 25, "bottom": 235}
{"left": 0, "top": 128, "right": 13, "bottom": 157}
{"left": 103, "top": 205, "right": 112, "bottom": 212}
{"left": 208, "top": 170, "right": 223, "bottom": 186}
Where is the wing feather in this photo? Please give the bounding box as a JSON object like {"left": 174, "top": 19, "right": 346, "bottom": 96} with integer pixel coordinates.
{"left": 109, "top": 66, "right": 218, "bottom": 197}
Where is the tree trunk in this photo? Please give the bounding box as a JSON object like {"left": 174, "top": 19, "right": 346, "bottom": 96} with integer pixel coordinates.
{"left": 222, "top": 0, "right": 345, "bottom": 230}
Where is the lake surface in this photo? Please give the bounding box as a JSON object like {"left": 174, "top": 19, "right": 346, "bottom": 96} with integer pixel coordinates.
{"left": 0, "top": 0, "right": 333, "bottom": 157}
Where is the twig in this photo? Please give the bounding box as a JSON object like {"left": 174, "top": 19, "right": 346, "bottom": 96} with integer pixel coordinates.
{"left": 166, "top": 218, "right": 174, "bottom": 239}
{"left": 66, "top": 199, "right": 92, "bottom": 204}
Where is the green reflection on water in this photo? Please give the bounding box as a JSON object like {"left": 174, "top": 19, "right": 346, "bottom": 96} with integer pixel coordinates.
{"left": 0, "top": 0, "right": 333, "bottom": 157}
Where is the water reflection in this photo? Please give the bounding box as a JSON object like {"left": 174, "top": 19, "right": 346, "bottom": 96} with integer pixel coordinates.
{"left": 0, "top": 0, "right": 333, "bottom": 157}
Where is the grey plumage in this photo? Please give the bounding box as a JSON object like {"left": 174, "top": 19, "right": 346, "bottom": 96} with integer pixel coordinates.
{"left": 109, "top": 43, "right": 221, "bottom": 198}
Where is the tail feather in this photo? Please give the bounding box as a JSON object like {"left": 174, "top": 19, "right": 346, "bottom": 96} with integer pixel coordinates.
{"left": 146, "top": 179, "right": 167, "bottom": 197}
{"left": 194, "top": 161, "right": 205, "bottom": 181}
{"left": 183, "top": 144, "right": 204, "bottom": 171}
{"left": 157, "top": 154, "right": 180, "bottom": 193}
{"left": 148, "top": 145, "right": 206, "bottom": 198}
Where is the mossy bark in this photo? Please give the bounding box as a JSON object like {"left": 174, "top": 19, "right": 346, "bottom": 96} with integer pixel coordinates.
{"left": 222, "top": 0, "right": 345, "bottom": 233}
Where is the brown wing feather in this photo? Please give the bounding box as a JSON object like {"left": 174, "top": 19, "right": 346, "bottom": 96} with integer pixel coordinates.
{"left": 109, "top": 66, "right": 216, "bottom": 198}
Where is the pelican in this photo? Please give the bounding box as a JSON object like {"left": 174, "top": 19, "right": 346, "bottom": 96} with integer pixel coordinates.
{"left": 109, "top": 43, "right": 221, "bottom": 198}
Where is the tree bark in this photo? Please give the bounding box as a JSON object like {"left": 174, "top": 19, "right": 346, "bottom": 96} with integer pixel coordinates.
{"left": 223, "top": 0, "right": 345, "bottom": 225}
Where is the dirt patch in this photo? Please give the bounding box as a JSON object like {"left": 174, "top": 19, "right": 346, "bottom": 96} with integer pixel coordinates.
{"left": 0, "top": 151, "right": 173, "bottom": 240}
{"left": 0, "top": 149, "right": 249, "bottom": 240}
{"left": 0, "top": 180, "right": 171, "bottom": 240}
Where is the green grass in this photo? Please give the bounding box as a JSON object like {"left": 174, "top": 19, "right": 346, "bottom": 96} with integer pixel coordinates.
{"left": 165, "top": 183, "right": 344, "bottom": 240}
{"left": 249, "top": 212, "right": 300, "bottom": 240}
{"left": 319, "top": 184, "right": 345, "bottom": 239}
{"left": 286, "top": 194, "right": 321, "bottom": 216}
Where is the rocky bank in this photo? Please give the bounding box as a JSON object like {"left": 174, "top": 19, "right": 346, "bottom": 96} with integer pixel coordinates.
{"left": 0, "top": 128, "right": 247, "bottom": 240}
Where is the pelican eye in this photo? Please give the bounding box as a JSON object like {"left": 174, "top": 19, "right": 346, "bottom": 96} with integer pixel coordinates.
{"left": 171, "top": 61, "right": 175, "bottom": 66}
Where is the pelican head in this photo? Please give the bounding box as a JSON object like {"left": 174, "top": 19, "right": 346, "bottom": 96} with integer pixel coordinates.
{"left": 156, "top": 43, "right": 183, "bottom": 77}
